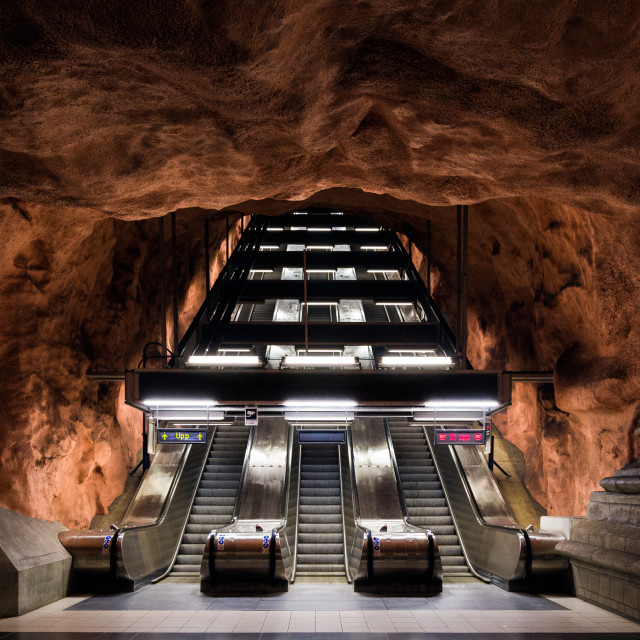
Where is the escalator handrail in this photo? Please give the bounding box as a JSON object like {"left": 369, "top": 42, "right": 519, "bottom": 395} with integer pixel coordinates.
{"left": 337, "top": 444, "right": 351, "bottom": 583}
{"left": 118, "top": 442, "right": 192, "bottom": 535}
{"left": 226, "top": 424, "right": 256, "bottom": 526}
{"left": 345, "top": 424, "right": 373, "bottom": 575}
{"left": 289, "top": 438, "right": 301, "bottom": 582}
{"left": 423, "top": 425, "right": 530, "bottom": 582}
{"left": 383, "top": 418, "right": 410, "bottom": 519}
{"left": 151, "top": 424, "right": 219, "bottom": 583}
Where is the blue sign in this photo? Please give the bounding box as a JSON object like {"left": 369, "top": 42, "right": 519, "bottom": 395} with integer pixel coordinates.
{"left": 157, "top": 428, "right": 207, "bottom": 444}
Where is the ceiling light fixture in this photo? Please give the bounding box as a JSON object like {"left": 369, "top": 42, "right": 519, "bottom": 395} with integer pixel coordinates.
{"left": 142, "top": 399, "right": 218, "bottom": 406}
{"left": 283, "top": 399, "right": 357, "bottom": 408}
{"left": 282, "top": 355, "right": 359, "bottom": 368}
{"left": 424, "top": 400, "right": 500, "bottom": 409}
{"left": 375, "top": 301, "right": 415, "bottom": 306}
{"left": 187, "top": 355, "right": 263, "bottom": 367}
{"left": 379, "top": 356, "right": 453, "bottom": 367}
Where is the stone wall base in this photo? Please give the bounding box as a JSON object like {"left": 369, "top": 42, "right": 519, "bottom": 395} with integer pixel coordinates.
{"left": 571, "top": 559, "right": 640, "bottom": 622}
{"left": 0, "top": 507, "right": 71, "bottom": 618}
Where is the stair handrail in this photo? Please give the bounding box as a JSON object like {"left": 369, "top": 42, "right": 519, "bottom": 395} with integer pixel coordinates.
{"left": 226, "top": 424, "right": 256, "bottom": 526}
{"left": 337, "top": 444, "right": 352, "bottom": 583}
{"left": 151, "top": 423, "right": 219, "bottom": 583}
{"left": 423, "top": 424, "right": 527, "bottom": 583}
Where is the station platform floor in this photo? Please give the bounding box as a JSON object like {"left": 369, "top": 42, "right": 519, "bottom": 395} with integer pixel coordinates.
{"left": 1, "top": 581, "right": 640, "bottom": 639}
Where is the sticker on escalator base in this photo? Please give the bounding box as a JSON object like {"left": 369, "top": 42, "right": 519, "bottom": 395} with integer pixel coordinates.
{"left": 373, "top": 537, "right": 381, "bottom": 557}
{"left": 262, "top": 534, "right": 270, "bottom": 554}
{"left": 101, "top": 534, "right": 112, "bottom": 555}
{"left": 218, "top": 535, "right": 225, "bottom": 550}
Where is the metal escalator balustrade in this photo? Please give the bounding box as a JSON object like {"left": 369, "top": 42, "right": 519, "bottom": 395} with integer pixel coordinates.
{"left": 296, "top": 444, "right": 345, "bottom": 578}
{"left": 171, "top": 424, "right": 251, "bottom": 576}
{"left": 389, "top": 422, "right": 472, "bottom": 579}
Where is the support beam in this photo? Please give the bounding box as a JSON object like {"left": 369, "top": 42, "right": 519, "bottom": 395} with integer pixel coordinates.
{"left": 158, "top": 217, "right": 167, "bottom": 366}
{"left": 226, "top": 215, "right": 230, "bottom": 262}
{"left": 426, "top": 219, "right": 431, "bottom": 299}
{"left": 126, "top": 369, "right": 511, "bottom": 408}
{"left": 204, "top": 218, "right": 210, "bottom": 292}
{"left": 253, "top": 252, "right": 405, "bottom": 270}
{"left": 236, "top": 279, "right": 418, "bottom": 301}
{"left": 213, "top": 321, "right": 442, "bottom": 347}
{"left": 171, "top": 212, "right": 180, "bottom": 368}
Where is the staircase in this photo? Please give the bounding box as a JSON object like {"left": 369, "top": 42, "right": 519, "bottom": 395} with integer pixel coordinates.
{"left": 296, "top": 444, "right": 345, "bottom": 577}
{"left": 170, "top": 424, "right": 251, "bottom": 577}
{"left": 389, "top": 423, "right": 473, "bottom": 578}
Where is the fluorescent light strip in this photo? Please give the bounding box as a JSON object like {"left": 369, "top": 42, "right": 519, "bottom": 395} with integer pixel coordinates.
{"left": 306, "top": 245, "right": 334, "bottom": 250}
{"left": 293, "top": 211, "right": 307, "bottom": 215}
{"left": 285, "top": 412, "right": 355, "bottom": 422}
{"left": 387, "top": 349, "right": 435, "bottom": 353}
{"left": 260, "top": 245, "right": 280, "bottom": 250}
{"left": 425, "top": 400, "right": 500, "bottom": 409}
{"left": 301, "top": 301, "right": 339, "bottom": 306}
{"left": 376, "top": 301, "right": 415, "bottom": 306}
{"left": 143, "top": 399, "right": 218, "bottom": 406}
{"left": 331, "top": 212, "right": 343, "bottom": 215}
{"left": 361, "top": 245, "right": 388, "bottom": 250}
{"left": 356, "top": 228, "right": 380, "bottom": 232}
{"left": 267, "top": 227, "right": 284, "bottom": 231}
{"left": 250, "top": 269, "right": 274, "bottom": 273}
{"left": 282, "top": 355, "right": 358, "bottom": 367}
{"left": 306, "top": 269, "right": 336, "bottom": 273}
{"left": 308, "top": 228, "right": 332, "bottom": 232}
{"left": 367, "top": 269, "right": 398, "bottom": 274}
{"left": 172, "top": 423, "right": 233, "bottom": 426}
{"left": 283, "top": 399, "right": 357, "bottom": 408}
{"left": 379, "top": 356, "right": 453, "bottom": 367}
{"left": 188, "top": 355, "right": 263, "bottom": 366}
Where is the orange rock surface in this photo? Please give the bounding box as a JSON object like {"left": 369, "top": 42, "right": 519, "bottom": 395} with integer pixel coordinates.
{"left": 1, "top": 2, "right": 639, "bottom": 525}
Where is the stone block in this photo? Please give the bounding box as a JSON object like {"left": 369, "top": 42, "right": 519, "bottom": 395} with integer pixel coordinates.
{"left": 623, "top": 583, "right": 639, "bottom": 609}
{"left": 0, "top": 507, "right": 71, "bottom": 617}
{"left": 611, "top": 577, "right": 625, "bottom": 603}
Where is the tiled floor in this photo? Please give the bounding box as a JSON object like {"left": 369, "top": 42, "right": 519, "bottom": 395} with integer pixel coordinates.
{"left": 1, "top": 582, "right": 640, "bottom": 638}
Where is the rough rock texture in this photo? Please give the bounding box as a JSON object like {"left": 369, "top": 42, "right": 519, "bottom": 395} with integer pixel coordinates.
{"left": 0, "top": 2, "right": 639, "bottom": 525}
{"left": 1, "top": 2, "right": 640, "bottom": 217}
{"left": 0, "top": 198, "right": 242, "bottom": 527}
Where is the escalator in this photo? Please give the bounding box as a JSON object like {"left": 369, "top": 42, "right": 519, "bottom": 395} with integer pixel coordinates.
{"left": 296, "top": 444, "right": 345, "bottom": 578}
{"left": 389, "top": 423, "right": 472, "bottom": 579}
{"left": 171, "top": 424, "right": 251, "bottom": 577}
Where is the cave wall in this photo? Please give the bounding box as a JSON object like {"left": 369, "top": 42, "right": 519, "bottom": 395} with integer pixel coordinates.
{"left": 0, "top": 199, "right": 240, "bottom": 528}
{"left": 401, "top": 197, "right": 640, "bottom": 516}
{"left": 0, "top": 2, "right": 639, "bottom": 525}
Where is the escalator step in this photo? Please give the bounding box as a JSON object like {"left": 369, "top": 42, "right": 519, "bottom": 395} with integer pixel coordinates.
{"left": 297, "top": 553, "right": 344, "bottom": 564}
{"left": 297, "top": 543, "right": 343, "bottom": 554}
{"left": 298, "top": 522, "right": 343, "bottom": 533}
{"left": 175, "top": 554, "right": 203, "bottom": 565}
{"left": 297, "top": 532, "right": 343, "bottom": 543}
{"left": 296, "top": 565, "right": 344, "bottom": 575}
{"left": 299, "top": 497, "right": 341, "bottom": 506}
{"left": 180, "top": 543, "right": 206, "bottom": 555}
{"left": 182, "top": 533, "right": 210, "bottom": 544}
{"left": 441, "top": 556, "right": 468, "bottom": 566}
